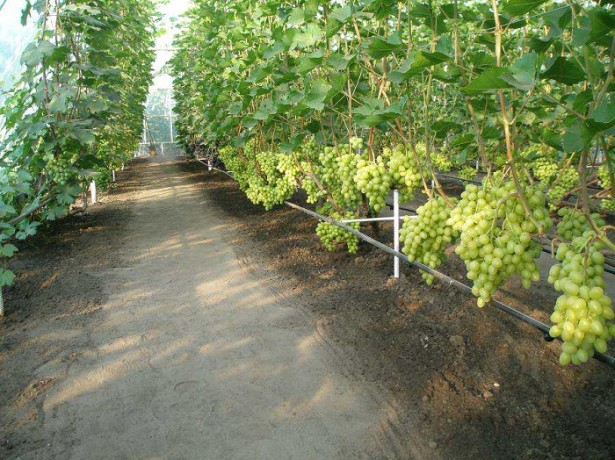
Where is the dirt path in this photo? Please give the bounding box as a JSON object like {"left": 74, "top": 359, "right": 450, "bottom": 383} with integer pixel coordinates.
{"left": 1, "top": 157, "right": 401, "bottom": 459}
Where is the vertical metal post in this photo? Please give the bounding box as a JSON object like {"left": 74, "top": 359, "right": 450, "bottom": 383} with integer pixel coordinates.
{"left": 112, "top": 170, "right": 116, "bottom": 182}
{"left": 0, "top": 288, "right": 4, "bottom": 317}
{"left": 393, "top": 189, "right": 400, "bottom": 278}
{"left": 168, "top": 88, "right": 174, "bottom": 144}
{"left": 89, "top": 181, "right": 97, "bottom": 204}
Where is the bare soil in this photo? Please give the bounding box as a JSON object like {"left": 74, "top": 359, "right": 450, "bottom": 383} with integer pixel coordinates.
{"left": 0, "top": 156, "right": 613, "bottom": 459}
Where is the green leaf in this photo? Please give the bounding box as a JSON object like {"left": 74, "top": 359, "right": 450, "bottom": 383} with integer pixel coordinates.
{"left": 354, "top": 96, "right": 407, "bottom": 127}
{"left": 0, "top": 202, "right": 15, "bottom": 219}
{"left": 499, "top": 52, "right": 539, "bottom": 91}
{"left": 48, "top": 93, "right": 68, "bottom": 113}
{"left": 287, "top": 8, "right": 305, "bottom": 27}
{"left": 462, "top": 68, "right": 512, "bottom": 94}
{"left": 67, "top": 128, "right": 95, "bottom": 145}
{"left": 328, "top": 53, "right": 354, "bottom": 71}
{"left": 329, "top": 5, "right": 352, "bottom": 22}
{"left": 502, "top": 0, "right": 548, "bottom": 16}
{"left": 590, "top": 94, "right": 615, "bottom": 125}
{"left": 527, "top": 37, "right": 553, "bottom": 52}
{"left": 263, "top": 41, "right": 287, "bottom": 59}
{"left": 253, "top": 98, "right": 277, "bottom": 121}
{"left": 303, "top": 80, "right": 331, "bottom": 111}
{"left": 0, "top": 268, "right": 15, "bottom": 287}
{"left": 0, "top": 244, "right": 18, "bottom": 258}
{"left": 562, "top": 122, "right": 593, "bottom": 153}
{"left": 292, "top": 24, "right": 324, "bottom": 49}
{"left": 389, "top": 51, "right": 450, "bottom": 83}
{"left": 364, "top": 32, "right": 402, "bottom": 59}
{"left": 588, "top": 8, "right": 615, "bottom": 46}
{"left": 541, "top": 56, "right": 586, "bottom": 85}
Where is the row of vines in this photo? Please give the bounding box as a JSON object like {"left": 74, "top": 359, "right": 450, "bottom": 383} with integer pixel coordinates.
{"left": 170, "top": 0, "right": 615, "bottom": 366}
{"left": 0, "top": 1, "right": 157, "bottom": 293}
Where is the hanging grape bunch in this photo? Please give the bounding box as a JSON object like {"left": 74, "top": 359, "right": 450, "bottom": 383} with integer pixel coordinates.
{"left": 556, "top": 208, "right": 605, "bottom": 242}
{"left": 316, "top": 213, "right": 360, "bottom": 254}
{"left": 598, "top": 165, "right": 614, "bottom": 211}
{"left": 548, "top": 233, "right": 614, "bottom": 365}
{"left": 449, "top": 179, "right": 552, "bottom": 307}
{"left": 399, "top": 196, "right": 458, "bottom": 285}
{"left": 354, "top": 155, "right": 391, "bottom": 212}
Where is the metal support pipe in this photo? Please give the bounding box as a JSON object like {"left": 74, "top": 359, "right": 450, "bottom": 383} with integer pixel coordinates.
{"left": 89, "top": 181, "right": 97, "bottom": 204}
{"left": 393, "top": 189, "right": 400, "bottom": 278}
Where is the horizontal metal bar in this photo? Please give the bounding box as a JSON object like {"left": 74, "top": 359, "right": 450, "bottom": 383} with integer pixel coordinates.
{"left": 341, "top": 216, "right": 417, "bottom": 223}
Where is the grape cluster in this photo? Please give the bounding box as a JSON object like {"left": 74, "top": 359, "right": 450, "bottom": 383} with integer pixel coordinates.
{"left": 431, "top": 151, "right": 453, "bottom": 173}
{"left": 598, "top": 165, "right": 614, "bottom": 211}
{"left": 243, "top": 151, "right": 296, "bottom": 210}
{"left": 316, "top": 215, "right": 360, "bottom": 254}
{"left": 556, "top": 208, "right": 605, "bottom": 242}
{"left": 547, "top": 168, "right": 579, "bottom": 205}
{"left": 385, "top": 145, "right": 422, "bottom": 202}
{"left": 532, "top": 157, "right": 558, "bottom": 183}
{"left": 355, "top": 156, "right": 391, "bottom": 212}
{"left": 597, "top": 164, "right": 612, "bottom": 189}
{"left": 449, "top": 180, "right": 552, "bottom": 307}
{"left": 354, "top": 144, "right": 421, "bottom": 212}
{"left": 219, "top": 142, "right": 297, "bottom": 210}
{"left": 44, "top": 152, "right": 79, "bottom": 185}
{"left": 399, "top": 196, "right": 458, "bottom": 285}
{"left": 456, "top": 165, "right": 476, "bottom": 181}
{"left": 548, "top": 233, "right": 614, "bottom": 365}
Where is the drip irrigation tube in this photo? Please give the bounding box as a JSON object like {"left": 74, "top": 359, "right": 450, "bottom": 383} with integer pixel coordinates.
{"left": 202, "top": 162, "right": 615, "bottom": 369}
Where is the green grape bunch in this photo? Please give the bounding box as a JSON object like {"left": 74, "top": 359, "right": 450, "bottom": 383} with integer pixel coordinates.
{"left": 449, "top": 180, "right": 552, "bottom": 307}
{"left": 44, "top": 152, "right": 79, "bottom": 185}
{"left": 556, "top": 208, "right": 605, "bottom": 242}
{"left": 316, "top": 214, "right": 360, "bottom": 254}
{"left": 385, "top": 144, "right": 422, "bottom": 202}
{"left": 598, "top": 164, "right": 614, "bottom": 211}
{"left": 548, "top": 232, "right": 614, "bottom": 365}
{"left": 532, "top": 157, "right": 559, "bottom": 184}
{"left": 355, "top": 143, "right": 421, "bottom": 212}
{"left": 456, "top": 165, "right": 476, "bottom": 181}
{"left": 399, "top": 196, "right": 458, "bottom": 285}
{"left": 355, "top": 155, "right": 391, "bottom": 212}
{"left": 547, "top": 168, "right": 579, "bottom": 205}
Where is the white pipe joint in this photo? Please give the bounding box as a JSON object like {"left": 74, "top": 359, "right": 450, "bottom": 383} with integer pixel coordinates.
{"left": 393, "top": 189, "right": 400, "bottom": 278}
{"left": 89, "top": 180, "right": 97, "bottom": 204}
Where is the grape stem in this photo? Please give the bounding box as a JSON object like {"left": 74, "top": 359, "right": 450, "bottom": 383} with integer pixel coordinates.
{"left": 578, "top": 149, "right": 615, "bottom": 252}
{"left": 297, "top": 158, "right": 345, "bottom": 215}
{"left": 491, "top": 0, "right": 544, "bottom": 234}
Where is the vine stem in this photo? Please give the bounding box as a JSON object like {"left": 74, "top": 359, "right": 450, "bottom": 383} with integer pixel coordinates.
{"left": 578, "top": 149, "right": 615, "bottom": 252}
{"left": 297, "top": 159, "right": 344, "bottom": 215}
{"left": 491, "top": 0, "right": 543, "bottom": 232}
